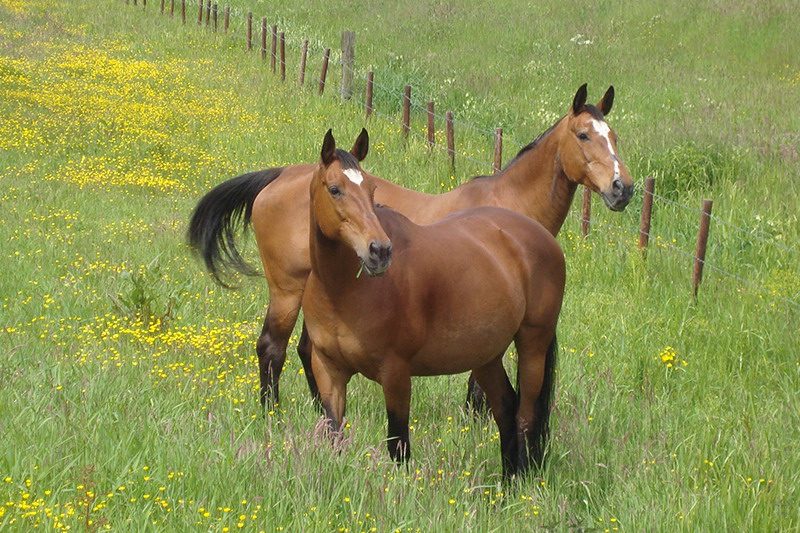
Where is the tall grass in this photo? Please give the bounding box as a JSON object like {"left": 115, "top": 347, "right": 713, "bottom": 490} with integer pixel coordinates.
{"left": 1, "top": 0, "right": 798, "bottom": 531}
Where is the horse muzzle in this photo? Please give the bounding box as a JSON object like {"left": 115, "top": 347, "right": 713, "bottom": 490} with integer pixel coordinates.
{"left": 601, "top": 177, "right": 634, "bottom": 212}
{"left": 361, "top": 240, "right": 393, "bottom": 277}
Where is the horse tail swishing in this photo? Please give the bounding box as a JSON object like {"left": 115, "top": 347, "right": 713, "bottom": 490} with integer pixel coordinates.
{"left": 187, "top": 168, "right": 284, "bottom": 286}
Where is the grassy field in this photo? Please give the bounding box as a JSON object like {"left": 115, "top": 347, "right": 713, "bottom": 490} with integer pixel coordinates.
{"left": 1, "top": 0, "right": 798, "bottom": 531}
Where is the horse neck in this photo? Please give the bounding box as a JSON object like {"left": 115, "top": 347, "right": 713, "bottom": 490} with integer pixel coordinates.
{"left": 309, "top": 215, "right": 362, "bottom": 290}
{"left": 491, "top": 122, "right": 578, "bottom": 236}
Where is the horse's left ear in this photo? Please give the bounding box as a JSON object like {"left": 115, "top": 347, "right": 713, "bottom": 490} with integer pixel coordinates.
{"left": 350, "top": 128, "right": 369, "bottom": 162}
{"left": 597, "top": 85, "right": 614, "bottom": 116}
{"left": 572, "top": 83, "right": 588, "bottom": 115}
{"left": 321, "top": 129, "right": 336, "bottom": 166}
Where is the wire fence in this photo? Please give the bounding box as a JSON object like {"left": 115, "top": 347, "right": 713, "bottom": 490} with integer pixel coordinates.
{"left": 125, "top": 0, "right": 800, "bottom": 311}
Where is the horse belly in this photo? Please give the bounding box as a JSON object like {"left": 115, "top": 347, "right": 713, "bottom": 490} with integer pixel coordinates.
{"left": 409, "top": 303, "right": 522, "bottom": 376}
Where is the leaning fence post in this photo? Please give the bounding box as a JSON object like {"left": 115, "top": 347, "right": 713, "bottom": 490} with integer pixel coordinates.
{"left": 446, "top": 111, "right": 455, "bottom": 169}
{"left": 270, "top": 24, "right": 277, "bottom": 72}
{"left": 318, "top": 48, "right": 330, "bottom": 95}
{"left": 341, "top": 30, "right": 355, "bottom": 102}
{"left": 365, "top": 71, "right": 374, "bottom": 119}
{"left": 298, "top": 40, "right": 308, "bottom": 86}
{"left": 402, "top": 85, "right": 411, "bottom": 137}
{"left": 638, "top": 177, "right": 655, "bottom": 250}
{"left": 279, "top": 32, "right": 286, "bottom": 81}
{"left": 493, "top": 128, "right": 503, "bottom": 173}
{"left": 426, "top": 101, "right": 435, "bottom": 146}
{"left": 692, "top": 199, "right": 713, "bottom": 297}
{"left": 581, "top": 186, "right": 592, "bottom": 238}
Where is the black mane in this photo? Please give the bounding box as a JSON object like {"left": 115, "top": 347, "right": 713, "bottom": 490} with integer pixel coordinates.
{"left": 473, "top": 104, "right": 605, "bottom": 179}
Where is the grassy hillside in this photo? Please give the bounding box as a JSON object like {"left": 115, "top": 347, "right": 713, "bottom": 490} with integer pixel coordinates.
{"left": 1, "top": 0, "right": 798, "bottom": 531}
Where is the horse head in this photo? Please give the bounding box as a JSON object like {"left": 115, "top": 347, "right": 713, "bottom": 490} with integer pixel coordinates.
{"left": 311, "top": 129, "right": 393, "bottom": 277}
{"left": 558, "top": 84, "right": 634, "bottom": 211}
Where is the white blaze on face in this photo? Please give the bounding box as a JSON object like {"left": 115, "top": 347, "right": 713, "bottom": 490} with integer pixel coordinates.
{"left": 591, "top": 119, "right": 620, "bottom": 179}
{"left": 343, "top": 168, "right": 364, "bottom": 186}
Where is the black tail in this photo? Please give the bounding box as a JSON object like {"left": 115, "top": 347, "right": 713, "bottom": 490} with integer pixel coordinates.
{"left": 187, "top": 168, "right": 284, "bottom": 286}
{"left": 526, "top": 334, "right": 557, "bottom": 468}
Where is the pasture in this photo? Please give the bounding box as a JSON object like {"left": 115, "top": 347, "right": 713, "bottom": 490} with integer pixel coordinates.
{"left": 1, "top": 0, "right": 798, "bottom": 531}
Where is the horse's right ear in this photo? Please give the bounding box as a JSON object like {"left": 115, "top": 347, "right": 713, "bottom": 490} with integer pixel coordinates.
{"left": 321, "top": 129, "right": 336, "bottom": 166}
{"left": 350, "top": 128, "right": 369, "bottom": 162}
{"left": 572, "top": 83, "right": 588, "bottom": 115}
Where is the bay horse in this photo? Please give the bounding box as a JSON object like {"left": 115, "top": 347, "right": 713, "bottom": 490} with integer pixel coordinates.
{"left": 302, "top": 130, "right": 565, "bottom": 478}
{"left": 188, "top": 84, "right": 632, "bottom": 408}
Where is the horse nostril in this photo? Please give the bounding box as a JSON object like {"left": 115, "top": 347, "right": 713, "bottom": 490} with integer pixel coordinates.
{"left": 612, "top": 178, "right": 624, "bottom": 196}
{"left": 369, "top": 241, "right": 392, "bottom": 263}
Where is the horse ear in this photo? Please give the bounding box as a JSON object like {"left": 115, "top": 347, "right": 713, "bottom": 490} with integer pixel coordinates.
{"left": 350, "top": 128, "right": 369, "bottom": 162}
{"left": 321, "top": 129, "right": 336, "bottom": 166}
{"left": 597, "top": 85, "right": 614, "bottom": 116}
{"left": 572, "top": 83, "right": 588, "bottom": 115}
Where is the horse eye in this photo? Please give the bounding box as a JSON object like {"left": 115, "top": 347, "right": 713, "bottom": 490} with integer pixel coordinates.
{"left": 577, "top": 132, "right": 590, "bottom": 141}
{"left": 328, "top": 185, "right": 342, "bottom": 196}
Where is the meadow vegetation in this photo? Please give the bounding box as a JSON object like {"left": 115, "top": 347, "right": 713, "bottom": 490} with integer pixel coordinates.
{"left": 1, "top": 0, "right": 798, "bottom": 531}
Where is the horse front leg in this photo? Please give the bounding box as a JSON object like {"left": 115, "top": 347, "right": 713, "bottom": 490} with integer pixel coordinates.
{"left": 380, "top": 361, "right": 412, "bottom": 463}
{"left": 311, "top": 345, "right": 351, "bottom": 441}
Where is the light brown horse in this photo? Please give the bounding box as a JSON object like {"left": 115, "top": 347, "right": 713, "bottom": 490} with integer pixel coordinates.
{"left": 188, "top": 84, "right": 632, "bottom": 407}
{"left": 302, "top": 130, "right": 565, "bottom": 478}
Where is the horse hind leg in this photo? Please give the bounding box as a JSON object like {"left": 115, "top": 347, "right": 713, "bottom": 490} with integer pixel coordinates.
{"left": 465, "top": 372, "right": 491, "bottom": 417}
{"left": 296, "top": 322, "right": 322, "bottom": 409}
{"left": 471, "top": 356, "right": 519, "bottom": 479}
{"left": 380, "top": 362, "right": 413, "bottom": 464}
{"left": 514, "top": 331, "right": 558, "bottom": 474}
{"left": 256, "top": 292, "right": 303, "bottom": 409}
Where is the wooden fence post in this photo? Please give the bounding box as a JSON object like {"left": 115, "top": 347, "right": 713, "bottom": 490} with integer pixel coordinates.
{"left": 246, "top": 12, "right": 252, "bottom": 51}
{"left": 223, "top": 6, "right": 230, "bottom": 32}
{"left": 318, "top": 48, "right": 330, "bottom": 95}
{"left": 212, "top": 3, "right": 217, "bottom": 31}
{"left": 341, "top": 30, "right": 355, "bottom": 102}
{"left": 270, "top": 24, "right": 277, "bottom": 72}
{"left": 493, "top": 128, "right": 503, "bottom": 173}
{"left": 365, "top": 71, "right": 374, "bottom": 119}
{"left": 638, "top": 177, "right": 655, "bottom": 250}
{"left": 181, "top": 0, "right": 186, "bottom": 23}
{"left": 298, "top": 40, "right": 308, "bottom": 86}
{"left": 581, "top": 186, "right": 591, "bottom": 238}
{"left": 160, "top": 0, "right": 165, "bottom": 14}
{"left": 426, "top": 101, "right": 435, "bottom": 146}
{"left": 279, "top": 32, "right": 286, "bottom": 81}
{"left": 402, "top": 85, "right": 411, "bottom": 137}
{"left": 205, "top": 0, "right": 210, "bottom": 26}
{"left": 446, "top": 111, "right": 455, "bottom": 169}
{"left": 170, "top": 0, "right": 174, "bottom": 16}
{"left": 692, "top": 199, "right": 713, "bottom": 297}
{"left": 196, "top": 0, "right": 202, "bottom": 24}
{"left": 260, "top": 18, "right": 267, "bottom": 60}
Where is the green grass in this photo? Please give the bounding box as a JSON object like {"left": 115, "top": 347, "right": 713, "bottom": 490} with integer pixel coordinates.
{"left": 1, "top": 0, "right": 798, "bottom": 531}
